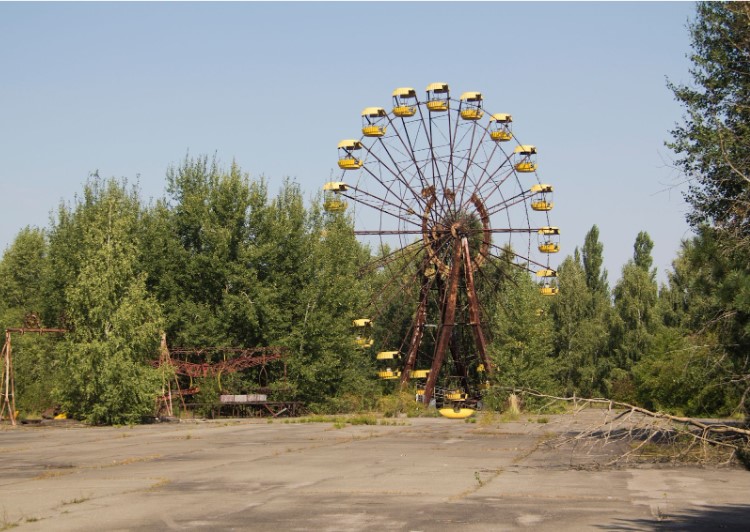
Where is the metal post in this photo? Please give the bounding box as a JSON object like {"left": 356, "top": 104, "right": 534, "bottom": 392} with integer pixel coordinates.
{"left": 423, "top": 238, "right": 463, "bottom": 407}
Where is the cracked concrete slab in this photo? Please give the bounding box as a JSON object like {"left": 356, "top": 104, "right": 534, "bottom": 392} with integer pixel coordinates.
{"left": 1, "top": 412, "right": 749, "bottom": 530}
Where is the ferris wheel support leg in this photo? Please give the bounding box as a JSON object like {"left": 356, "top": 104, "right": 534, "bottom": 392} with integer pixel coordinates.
{"left": 400, "top": 278, "right": 430, "bottom": 387}
{"left": 462, "top": 238, "right": 492, "bottom": 375}
{"left": 423, "top": 240, "right": 463, "bottom": 407}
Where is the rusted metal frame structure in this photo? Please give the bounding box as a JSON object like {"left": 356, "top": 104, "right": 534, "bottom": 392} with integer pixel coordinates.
{"left": 153, "top": 341, "right": 291, "bottom": 417}
{"left": 1, "top": 327, "right": 66, "bottom": 426}
{"left": 330, "top": 84, "right": 557, "bottom": 410}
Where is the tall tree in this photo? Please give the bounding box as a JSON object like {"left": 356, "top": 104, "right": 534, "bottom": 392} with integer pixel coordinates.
{"left": 668, "top": 2, "right": 750, "bottom": 417}
{"left": 489, "top": 262, "right": 557, "bottom": 393}
{"left": 582, "top": 225, "right": 608, "bottom": 297}
{"left": 0, "top": 227, "right": 58, "bottom": 413}
{"left": 609, "top": 232, "right": 659, "bottom": 401}
{"left": 669, "top": 2, "right": 750, "bottom": 243}
{"left": 550, "top": 253, "right": 610, "bottom": 397}
{"left": 633, "top": 231, "right": 655, "bottom": 273}
{"left": 52, "top": 177, "right": 163, "bottom": 424}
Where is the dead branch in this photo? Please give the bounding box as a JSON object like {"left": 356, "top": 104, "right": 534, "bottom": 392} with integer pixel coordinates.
{"left": 508, "top": 388, "right": 749, "bottom": 466}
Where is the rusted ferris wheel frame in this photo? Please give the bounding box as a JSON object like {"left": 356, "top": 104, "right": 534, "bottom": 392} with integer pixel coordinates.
{"left": 327, "top": 85, "right": 558, "bottom": 407}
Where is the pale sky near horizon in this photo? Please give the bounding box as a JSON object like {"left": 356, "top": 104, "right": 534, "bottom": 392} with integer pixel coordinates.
{"left": 1, "top": 1, "right": 697, "bottom": 285}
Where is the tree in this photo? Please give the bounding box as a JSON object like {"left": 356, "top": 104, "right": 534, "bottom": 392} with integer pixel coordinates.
{"left": 609, "top": 232, "right": 658, "bottom": 401}
{"left": 52, "top": 177, "right": 163, "bottom": 424}
{"left": 489, "top": 263, "right": 557, "bottom": 394}
{"left": 550, "top": 253, "right": 611, "bottom": 397}
{"left": 582, "top": 225, "right": 609, "bottom": 298}
{"left": 0, "top": 227, "right": 58, "bottom": 413}
{"left": 669, "top": 2, "right": 750, "bottom": 243}
{"left": 633, "top": 231, "right": 655, "bottom": 273}
{"left": 158, "top": 155, "right": 261, "bottom": 347}
{"left": 668, "top": 2, "right": 750, "bottom": 418}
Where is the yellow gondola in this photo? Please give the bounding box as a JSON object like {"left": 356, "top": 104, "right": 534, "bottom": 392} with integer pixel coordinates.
{"left": 426, "top": 82, "right": 449, "bottom": 112}
{"left": 352, "top": 318, "right": 372, "bottom": 328}
{"left": 392, "top": 87, "right": 417, "bottom": 117}
{"left": 538, "top": 226, "right": 560, "bottom": 254}
{"left": 378, "top": 369, "right": 401, "bottom": 380}
{"left": 323, "top": 181, "right": 348, "bottom": 213}
{"left": 356, "top": 337, "right": 374, "bottom": 348}
{"left": 536, "top": 268, "right": 559, "bottom": 296}
{"left": 530, "top": 184, "right": 554, "bottom": 211}
{"left": 489, "top": 113, "right": 513, "bottom": 141}
{"left": 410, "top": 369, "right": 430, "bottom": 379}
{"left": 338, "top": 139, "right": 363, "bottom": 170}
{"left": 459, "top": 91, "right": 483, "bottom": 120}
{"left": 362, "top": 107, "right": 387, "bottom": 137}
{"left": 514, "top": 145, "right": 537, "bottom": 173}
{"left": 540, "top": 286, "right": 559, "bottom": 296}
{"left": 445, "top": 390, "right": 469, "bottom": 401}
{"left": 376, "top": 351, "right": 400, "bottom": 361}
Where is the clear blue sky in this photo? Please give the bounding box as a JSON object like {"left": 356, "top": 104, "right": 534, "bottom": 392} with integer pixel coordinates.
{"left": 0, "top": 1, "right": 696, "bottom": 284}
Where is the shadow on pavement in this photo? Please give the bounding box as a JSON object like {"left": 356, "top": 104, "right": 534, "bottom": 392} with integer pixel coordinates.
{"left": 599, "top": 503, "right": 750, "bottom": 531}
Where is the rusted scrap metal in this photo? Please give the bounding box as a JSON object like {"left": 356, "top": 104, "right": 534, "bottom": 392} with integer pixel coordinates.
{"left": 152, "top": 346, "right": 288, "bottom": 378}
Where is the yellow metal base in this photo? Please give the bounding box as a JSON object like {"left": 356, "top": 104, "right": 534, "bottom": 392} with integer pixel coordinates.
{"left": 324, "top": 199, "right": 347, "bottom": 213}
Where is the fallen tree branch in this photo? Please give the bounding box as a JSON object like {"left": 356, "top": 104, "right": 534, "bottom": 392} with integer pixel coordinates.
{"left": 498, "top": 388, "right": 750, "bottom": 466}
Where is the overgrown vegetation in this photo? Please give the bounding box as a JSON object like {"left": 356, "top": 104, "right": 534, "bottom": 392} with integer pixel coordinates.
{"left": 1, "top": 3, "right": 748, "bottom": 432}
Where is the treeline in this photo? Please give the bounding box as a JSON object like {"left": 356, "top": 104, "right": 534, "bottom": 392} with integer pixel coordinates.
{"left": 507, "top": 224, "right": 749, "bottom": 418}
{"left": 1, "top": 157, "right": 747, "bottom": 423}
{"left": 0, "top": 157, "right": 379, "bottom": 423}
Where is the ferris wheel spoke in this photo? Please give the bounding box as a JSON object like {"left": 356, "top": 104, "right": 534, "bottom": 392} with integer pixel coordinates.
{"left": 368, "top": 251, "right": 430, "bottom": 324}
{"left": 457, "top": 127, "right": 505, "bottom": 210}
{"left": 342, "top": 187, "right": 422, "bottom": 230}
{"left": 354, "top": 163, "right": 424, "bottom": 216}
{"left": 361, "top": 141, "right": 428, "bottom": 211}
{"left": 453, "top": 119, "right": 482, "bottom": 210}
{"left": 360, "top": 240, "right": 427, "bottom": 274}
{"left": 384, "top": 114, "right": 433, "bottom": 195}
{"left": 482, "top": 188, "right": 537, "bottom": 217}
{"left": 464, "top": 153, "right": 516, "bottom": 207}
{"left": 485, "top": 241, "right": 553, "bottom": 272}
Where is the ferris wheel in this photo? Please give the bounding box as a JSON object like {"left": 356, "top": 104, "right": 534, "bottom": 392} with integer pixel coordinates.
{"left": 323, "top": 83, "right": 560, "bottom": 410}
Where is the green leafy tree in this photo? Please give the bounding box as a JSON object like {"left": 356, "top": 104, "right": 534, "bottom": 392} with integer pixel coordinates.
{"left": 158, "top": 155, "right": 261, "bottom": 347}
{"left": 52, "top": 177, "right": 163, "bottom": 424}
{"left": 582, "top": 225, "right": 609, "bottom": 298}
{"left": 0, "top": 227, "right": 58, "bottom": 413}
{"left": 667, "top": 2, "right": 750, "bottom": 417}
{"left": 550, "top": 253, "right": 610, "bottom": 397}
{"left": 669, "top": 2, "right": 750, "bottom": 243}
{"left": 609, "top": 232, "right": 658, "bottom": 402}
{"left": 489, "top": 263, "right": 557, "bottom": 393}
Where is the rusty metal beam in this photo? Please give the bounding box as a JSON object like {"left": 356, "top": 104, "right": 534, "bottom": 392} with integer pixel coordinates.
{"left": 400, "top": 272, "right": 432, "bottom": 387}
{"left": 423, "top": 238, "right": 463, "bottom": 407}
{"left": 462, "top": 237, "right": 492, "bottom": 375}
